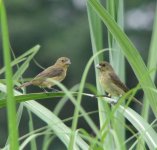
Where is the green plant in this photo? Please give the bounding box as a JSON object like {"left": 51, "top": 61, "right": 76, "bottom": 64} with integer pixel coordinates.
{"left": 0, "top": 0, "right": 157, "bottom": 149}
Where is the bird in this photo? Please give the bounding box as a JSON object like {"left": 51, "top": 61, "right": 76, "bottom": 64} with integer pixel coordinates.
{"left": 16, "top": 57, "right": 71, "bottom": 89}
{"left": 96, "top": 61, "right": 142, "bottom": 105}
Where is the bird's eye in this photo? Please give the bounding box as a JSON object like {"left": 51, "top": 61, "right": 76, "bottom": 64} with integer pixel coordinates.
{"left": 100, "top": 63, "right": 106, "bottom": 67}
{"left": 61, "top": 59, "right": 65, "bottom": 62}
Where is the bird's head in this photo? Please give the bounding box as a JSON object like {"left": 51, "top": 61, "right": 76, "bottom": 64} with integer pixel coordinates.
{"left": 96, "top": 61, "right": 113, "bottom": 72}
{"left": 55, "top": 57, "right": 71, "bottom": 67}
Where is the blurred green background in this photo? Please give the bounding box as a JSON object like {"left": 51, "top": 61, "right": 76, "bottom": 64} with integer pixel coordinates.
{"left": 0, "top": 0, "right": 156, "bottom": 149}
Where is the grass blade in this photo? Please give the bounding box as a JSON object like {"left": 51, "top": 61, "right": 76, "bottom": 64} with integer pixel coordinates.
{"left": 88, "top": 0, "right": 157, "bottom": 118}
{"left": 106, "top": 1, "right": 126, "bottom": 149}
{"left": 13, "top": 45, "right": 40, "bottom": 81}
{"left": 0, "top": 1, "right": 19, "bottom": 149}
{"left": 118, "top": 106, "right": 157, "bottom": 149}
{"left": 87, "top": 2, "right": 112, "bottom": 149}
{"left": 137, "top": 3, "right": 157, "bottom": 149}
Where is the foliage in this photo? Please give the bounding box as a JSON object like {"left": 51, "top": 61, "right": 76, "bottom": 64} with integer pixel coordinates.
{"left": 0, "top": 0, "right": 157, "bottom": 149}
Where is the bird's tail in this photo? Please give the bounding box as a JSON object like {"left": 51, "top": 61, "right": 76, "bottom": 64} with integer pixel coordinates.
{"left": 16, "top": 81, "right": 32, "bottom": 89}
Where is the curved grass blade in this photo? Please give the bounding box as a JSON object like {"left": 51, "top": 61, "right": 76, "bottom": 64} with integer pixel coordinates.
{"left": 0, "top": 83, "right": 95, "bottom": 109}
{"left": 1, "top": 85, "right": 89, "bottom": 149}
{"left": 87, "top": 0, "right": 157, "bottom": 118}
{"left": 69, "top": 49, "right": 108, "bottom": 149}
{"left": 118, "top": 106, "right": 157, "bottom": 149}
{"left": 0, "top": 45, "right": 40, "bottom": 75}
{"left": 13, "top": 45, "right": 40, "bottom": 81}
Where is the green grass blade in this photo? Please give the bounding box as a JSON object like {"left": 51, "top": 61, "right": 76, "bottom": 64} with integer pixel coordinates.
{"left": 87, "top": 1, "right": 108, "bottom": 126}
{"left": 68, "top": 49, "right": 108, "bottom": 149}
{"left": 147, "top": 3, "right": 157, "bottom": 80}
{"left": 46, "top": 80, "right": 99, "bottom": 149}
{"left": 28, "top": 110, "right": 37, "bottom": 150}
{"left": 118, "top": 106, "right": 157, "bottom": 149}
{"left": 88, "top": 0, "right": 157, "bottom": 118}
{"left": 0, "top": 85, "right": 69, "bottom": 108}
{"left": 42, "top": 134, "right": 54, "bottom": 150}
{"left": 0, "top": 84, "right": 95, "bottom": 109}
{"left": 137, "top": 3, "right": 157, "bottom": 149}
{"left": 24, "top": 101, "right": 88, "bottom": 149}
{"left": 53, "top": 84, "right": 80, "bottom": 115}
{"left": 142, "top": 2, "right": 157, "bottom": 120}
{"left": 0, "top": 1, "right": 19, "bottom": 149}
{"left": 13, "top": 45, "right": 40, "bottom": 81}
{"left": 0, "top": 45, "right": 40, "bottom": 75}
{"left": 106, "top": 0, "right": 115, "bottom": 51}
{"left": 1, "top": 82, "right": 97, "bottom": 149}
{"left": 0, "top": 58, "right": 26, "bottom": 75}
{"left": 1, "top": 84, "right": 90, "bottom": 149}
{"left": 87, "top": 3, "right": 111, "bottom": 147}
{"left": 20, "top": 133, "right": 43, "bottom": 150}
{"left": 106, "top": 1, "right": 126, "bottom": 149}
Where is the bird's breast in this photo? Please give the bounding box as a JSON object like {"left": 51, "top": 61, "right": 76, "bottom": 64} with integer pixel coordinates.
{"left": 99, "top": 73, "right": 110, "bottom": 88}
{"left": 99, "top": 72, "right": 124, "bottom": 97}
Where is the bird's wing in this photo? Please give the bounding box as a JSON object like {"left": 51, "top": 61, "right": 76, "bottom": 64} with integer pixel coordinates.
{"left": 34, "top": 67, "right": 64, "bottom": 79}
{"left": 109, "top": 72, "right": 128, "bottom": 92}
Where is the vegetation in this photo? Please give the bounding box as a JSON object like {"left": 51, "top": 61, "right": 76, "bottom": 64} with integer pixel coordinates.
{"left": 0, "top": 0, "right": 157, "bottom": 149}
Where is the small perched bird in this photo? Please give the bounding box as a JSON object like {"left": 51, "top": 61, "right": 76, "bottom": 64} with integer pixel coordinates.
{"left": 16, "top": 57, "right": 71, "bottom": 89}
{"left": 96, "top": 61, "right": 142, "bottom": 105}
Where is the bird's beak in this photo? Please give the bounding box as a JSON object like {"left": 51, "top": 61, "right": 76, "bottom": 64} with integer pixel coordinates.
{"left": 96, "top": 64, "right": 101, "bottom": 69}
{"left": 66, "top": 60, "right": 71, "bottom": 65}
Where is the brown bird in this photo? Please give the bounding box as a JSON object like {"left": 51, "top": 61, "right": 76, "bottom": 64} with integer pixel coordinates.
{"left": 96, "top": 61, "right": 142, "bottom": 105}
{"left": 16, "top": 57, "right": 71, "bottom": 89}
